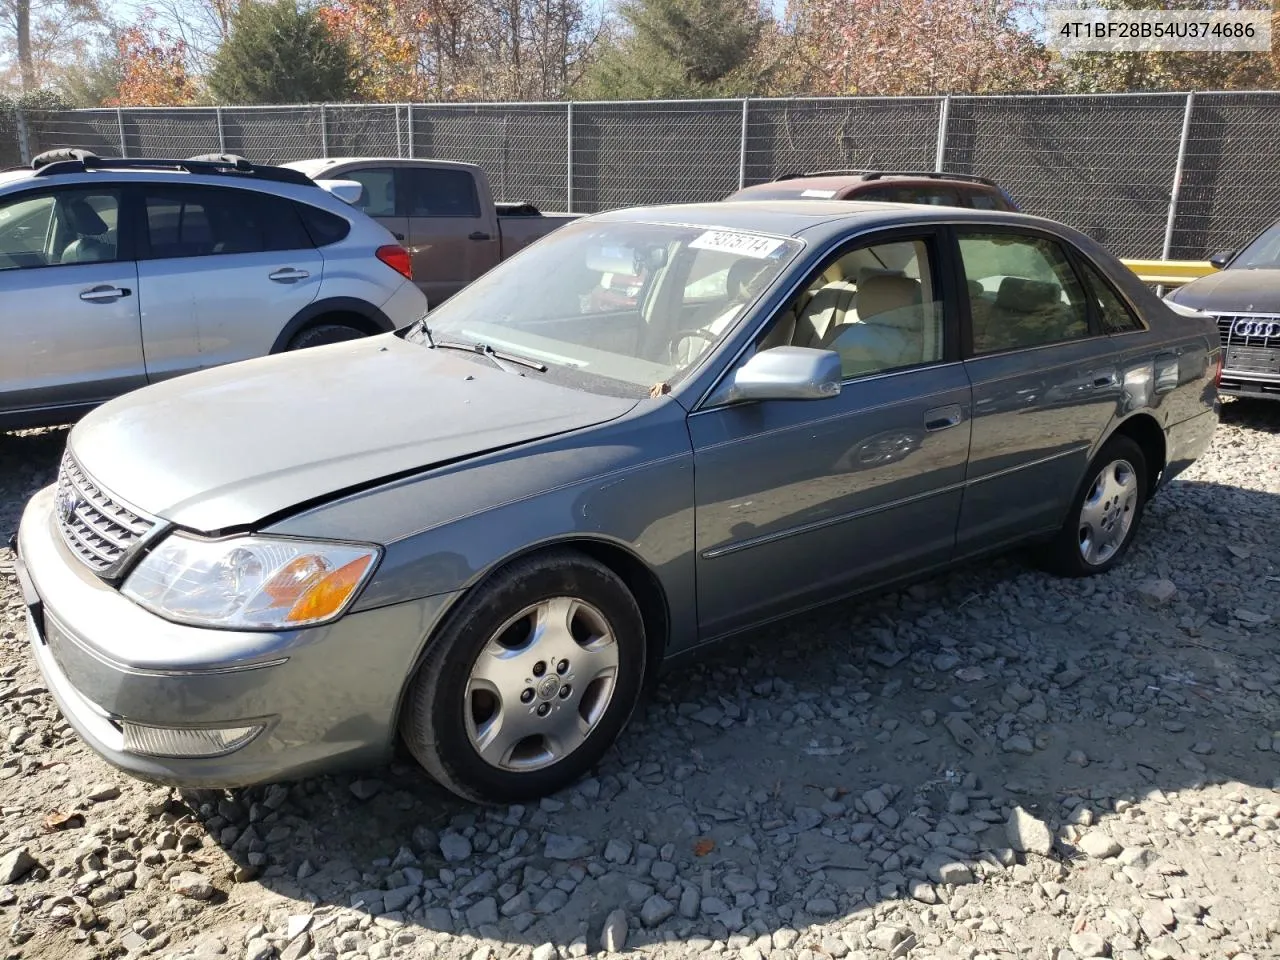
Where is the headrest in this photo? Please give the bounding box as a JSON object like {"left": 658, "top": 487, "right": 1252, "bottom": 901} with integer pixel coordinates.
{"left": 996, "top": 276, "right": 1060, "bottom": 312}
{"left": 858, "top": 273, "right": 921, "bottom": 322}
{"left": 63, "top": 197, "right": 108, "bottom": 235}
{"left": 726, "top": 258, "right": 770, "bottom": 298}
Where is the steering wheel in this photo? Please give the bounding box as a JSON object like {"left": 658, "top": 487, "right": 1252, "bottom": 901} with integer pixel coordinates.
{"left": 668, "top": 328, "right": 718, "bottom": 363}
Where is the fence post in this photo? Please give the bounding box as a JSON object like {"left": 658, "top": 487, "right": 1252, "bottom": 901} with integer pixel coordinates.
{"left": 934, "top": 95, "right": 950, "bottom": 172}
{"left": 406, "top": 104, "right": 414, "bottom": 158}
{"left": 115, "top": 108, "right": 127, "bottom": 158}
{"left": 216, "top": 106, "right": 226, "bottom": 154}
{"left": 566, "top": 102, "right": 574, "bottom": 213}
{"left": 15, "top": 108, "right": 30, "bottom": 164}
{"left": 1162, "top": 91, "right": 1195, "bottom": 261}
{"left": 738, "top": 99, "right": 750, "bottom": 190}
{"left": 320, "top": 104, "right": 329, "bottom": 158}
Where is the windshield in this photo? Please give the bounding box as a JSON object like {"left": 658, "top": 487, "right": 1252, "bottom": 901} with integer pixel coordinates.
{"left": 419, "top": 219, "right": 802, "bottom": 392}
{"left": 1234, "top": 222, "right": 1280, "bottom": 269}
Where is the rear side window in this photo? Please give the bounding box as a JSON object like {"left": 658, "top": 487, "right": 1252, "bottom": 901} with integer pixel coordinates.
{"left": 403, "top": 168, "right": 481, "bottom": 218}
{"left": 296, "top": 203, "right": 351, "bottom": 247}
{"left": 969, "top": 191, "right": 1009, "bottom": 211}
{"left": 142, "top": 186, "right": 311, "bottom": 259}
{"left": 858, "top": 185, "right": 962, "bottom": 207}
{"left": 959, "top": 231, "right": 1091, "bottom": 353}
{"left": 342, "top": 167, "right": 397, "bottom": 218}
{"left": 1080, "top": 260, "right": 1145, "bottom": 334}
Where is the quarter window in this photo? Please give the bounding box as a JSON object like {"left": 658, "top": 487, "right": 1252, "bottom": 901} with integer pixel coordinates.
{"left": 143, "top": 186, "right": 311, "bottom": 259}
{"left": 0, "top": 188, "right": 120, "bottom": 270}
{"left": 1080, "top": 261, "right": 1145, "bottom": 334}
{"left": 959, "top": 232, "right": 1090, "bottom": 353}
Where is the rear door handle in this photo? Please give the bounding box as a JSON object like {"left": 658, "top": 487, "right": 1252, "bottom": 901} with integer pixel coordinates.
{"left": 269, "top": 268, "right": 310, "bottom": 283}
{"left": 79, "top": 285, "right": 130, "bottom": 301}
{"left": 393, "top": 232, "right": 405, "bottom": 242}
{"left": 924, "top": 404, "right": 964, "bottom": 431}
{"left": 468, "top": 231, "right": 491, "bottom": 241}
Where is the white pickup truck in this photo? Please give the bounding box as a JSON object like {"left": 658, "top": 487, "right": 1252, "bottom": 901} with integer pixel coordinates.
{"left": 286, "top": 157, "right": 579, "bottom": 306}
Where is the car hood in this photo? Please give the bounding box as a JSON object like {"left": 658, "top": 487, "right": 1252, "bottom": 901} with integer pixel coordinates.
{"left": 69, "top": 335, "right": 639, "bottom": 532}
{"left": 1169, "top": 268, "right": 1280, "bottom": 313}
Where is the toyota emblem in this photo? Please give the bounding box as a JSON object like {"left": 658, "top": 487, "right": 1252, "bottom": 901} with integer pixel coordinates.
{"left": 1233, "top": 317, "right": 1280, "bottom": 338}
{"left": 56, "top": 489, "right": 83, "bottom": 525}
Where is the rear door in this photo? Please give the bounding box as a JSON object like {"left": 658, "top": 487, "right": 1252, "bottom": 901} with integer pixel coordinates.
{"left": 953, "top": 225, "right": 1122, "bottom": 556}
{"left": 0, "top": 183, "right": 144, "bottom": 420}
{"left": 400, "top": 164, "right": 501, "bottom": 304}
{"left": 135, "top": 183, "right": 324, "bottom": 381}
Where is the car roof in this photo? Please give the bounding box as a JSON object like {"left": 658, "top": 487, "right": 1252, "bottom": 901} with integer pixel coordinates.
{"left": 592, "top": 199, "right": 1049, "bottom": 244}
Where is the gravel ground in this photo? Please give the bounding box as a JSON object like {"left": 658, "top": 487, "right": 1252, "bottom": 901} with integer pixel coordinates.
{"left": 1, "top": 401, "right": 1279, "bottom": 960}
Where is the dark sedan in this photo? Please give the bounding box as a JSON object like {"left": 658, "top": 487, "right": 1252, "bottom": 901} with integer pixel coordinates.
{"left": 1167, "top": 221, "right": 1280, "bottom": 400}
{"left": 16, "top": 200, "right": 1221, "bottom": 802}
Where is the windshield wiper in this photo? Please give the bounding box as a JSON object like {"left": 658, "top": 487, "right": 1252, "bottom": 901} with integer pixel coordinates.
{"left": 430, "top": 336, "right": 547, "bottom": 373}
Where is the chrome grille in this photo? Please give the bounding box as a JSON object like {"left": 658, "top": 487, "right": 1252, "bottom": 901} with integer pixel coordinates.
{"left": 1213, "top": 313, "right": 1280, "bottom": 350}
{"left": 55, "top": 454, "right": 157, "bottom": 576}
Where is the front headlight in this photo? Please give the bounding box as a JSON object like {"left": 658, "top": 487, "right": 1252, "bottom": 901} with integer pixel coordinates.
{"left": 122, "top": 534, "right": 381, "bottom": 629}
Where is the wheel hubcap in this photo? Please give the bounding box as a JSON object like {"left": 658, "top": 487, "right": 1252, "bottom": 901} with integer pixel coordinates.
{"left": 1078, "top": 458, "right": 1138, "bottom": 566}
{"left": 465, "top": 596, "right": 619, "bottom": 772}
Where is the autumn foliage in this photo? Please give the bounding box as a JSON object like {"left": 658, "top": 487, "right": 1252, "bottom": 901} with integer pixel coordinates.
{"left": 108, "top": 12, "right": 198, "bottom": 106}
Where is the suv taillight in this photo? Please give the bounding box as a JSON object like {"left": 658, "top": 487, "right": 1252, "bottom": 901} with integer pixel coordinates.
{"left": 376, "top": 245, "right": 412, "bottom": 280}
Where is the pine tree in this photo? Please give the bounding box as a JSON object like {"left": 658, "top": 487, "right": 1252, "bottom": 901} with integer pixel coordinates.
{"left": 579, "top": 0, "right": 768, "bottom": 99}
{"left": 208, "top": 0, "right": 357, "bottom": 104}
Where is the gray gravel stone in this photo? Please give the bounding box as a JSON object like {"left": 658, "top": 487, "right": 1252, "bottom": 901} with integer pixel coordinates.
{"left": 439, "top": 833, "right": 472, "bottom": 862}
{"left": 1006, "top": 807, "right": 1054, "bottom": 856}
{"left": 1079, "top": 830, "right": 1122, "bottom": 859}
{"left": 0, "top": 847, "right": 35, "bottom": 884}
{"left": 544, "top": 834, "right": 592, "bottom": 860}
{"left": 639, "top": 894, "right": 674, "bottom": 927}
{"left": 601, "top": 908, "right": 627, "bottom": 952}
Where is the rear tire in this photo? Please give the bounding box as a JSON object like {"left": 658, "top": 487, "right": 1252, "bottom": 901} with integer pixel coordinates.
{"left": 1039, "top": 435, "right": 1148, "bottom": 577}
{"left": 286, "top": 323, "right": 366, "bottom": 351}
{"left": 399, "top": 550, "right": 647, "bottom": 803}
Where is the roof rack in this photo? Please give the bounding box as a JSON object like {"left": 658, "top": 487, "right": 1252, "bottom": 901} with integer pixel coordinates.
{"left": 773, "top": 169, "right": 999, "bottom": 188}
{"left": 30, "top": 150, "right": 314, "bottom": 186}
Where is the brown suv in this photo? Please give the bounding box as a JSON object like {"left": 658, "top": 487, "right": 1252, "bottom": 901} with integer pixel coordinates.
{"left": 725, "top": 170, "right": 1018, "bottom": 211}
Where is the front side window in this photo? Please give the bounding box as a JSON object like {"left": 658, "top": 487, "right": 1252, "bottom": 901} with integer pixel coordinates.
{"left": 416, "top": 220, "right": 802, "bottom": 393}
{"left": 344, "top": 168, "right": 397, "bottom": 218}
{"left": 959, "top": 232, "right": 1090, "bottom": 353}
{"left": 143, "top": 186, "right": 310, "bottom": 259}
{"left": 404, "top": 169, "right": 482, "bottom": 218}
{"left": 0, "top": 188, "right": 120, "bottom": 270}
{"left": 753, "top": 236, "right": 945, "bottom": 379}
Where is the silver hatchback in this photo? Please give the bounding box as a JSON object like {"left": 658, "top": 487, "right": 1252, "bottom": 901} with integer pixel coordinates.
{"left": 0, "top": 151, "right": 428, "bottom": 430}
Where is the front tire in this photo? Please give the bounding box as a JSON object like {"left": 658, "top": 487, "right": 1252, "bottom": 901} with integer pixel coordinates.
{"left": 1040, "top": 435, "right": 1148, "bottom": 577}
{"left": 399, "top": 550, "right": 647, "bottom": 803}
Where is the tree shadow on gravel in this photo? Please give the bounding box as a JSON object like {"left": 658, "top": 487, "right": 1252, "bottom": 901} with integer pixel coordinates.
{"left": 3, "top": 418, "right": 1278, "bottom": 960}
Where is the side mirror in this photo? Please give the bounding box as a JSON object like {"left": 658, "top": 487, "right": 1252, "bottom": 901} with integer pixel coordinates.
{"left": 316, "top": 179, "right": 364, "bottom": 206}
{"left": 1208, "top": 249, "right": 1234, "bottom": 270}
{"left": 713, "top": 346, "right": 842, "bottom": 405}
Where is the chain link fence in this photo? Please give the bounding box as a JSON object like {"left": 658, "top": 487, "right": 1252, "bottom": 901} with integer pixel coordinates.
{"left": 7, "top": 93, "right": 1280, "bottom": 259}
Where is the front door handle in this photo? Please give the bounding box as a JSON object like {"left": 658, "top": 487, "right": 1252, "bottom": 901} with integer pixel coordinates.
{"left": 924, "top": 403, "right": 964, "bottom": 431}
{"left": 80, "top": 285, "right": 131, "bottom": 301}
{"left": 269, "top": 268, "right": 310, "bottom": 283}
{"left": 1092, "top": 372, "right": 1119, "bottom": 388}
{"left": 468, "top": 231, "right": 491, "bottom": 241}
{"left": 394, "top": 232, "right": 405, "bottom": 242}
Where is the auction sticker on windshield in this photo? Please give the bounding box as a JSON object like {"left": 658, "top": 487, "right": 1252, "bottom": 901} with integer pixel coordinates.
{"left": 689, "top": 230, "right": 787, "bottom": 259}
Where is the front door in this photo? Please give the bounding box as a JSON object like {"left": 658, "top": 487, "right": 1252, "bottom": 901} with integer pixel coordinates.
{"left": 953, "top": 226, "right": 1122, "bottom": 556}
{"left": 691, "top": 230, "right": 972, "bottom": 639}
{"left": 401, "top": 165, "right": 501, "bottom": 305}
{"left": 0, "top": 185, "right": 144, "bottom": 420}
